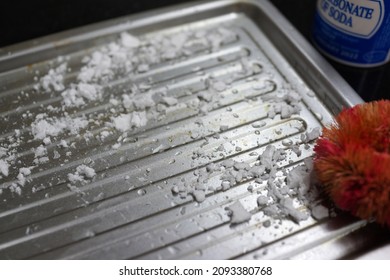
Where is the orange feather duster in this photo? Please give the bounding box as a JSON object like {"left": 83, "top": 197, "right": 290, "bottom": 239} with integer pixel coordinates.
{"left": 314, "top": 100, "right": 390, "bottom": 226}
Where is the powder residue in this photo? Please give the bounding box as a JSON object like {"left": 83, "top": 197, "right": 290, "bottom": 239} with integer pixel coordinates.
{"left": 31, "top": 114, "right": 89, "bottom": 140}
{"left": 0, "top": 159, "right": 9, "bottom": 177}
{"left": 61, "top": 83, "right": 102, "bottom": 107}
{"left": 17, "top": 167, "right": 32, "bottom": 187}
{"left": 36, "top": 63, "right": 68, "bottom": 92}
{"left": 111, "top": 111, "right": 148, "bottom": 132}
{"left": 226, "top": 201, "right": 252, "bottom": 224}
{"left": 68, "top": 165, "right": 96, "bottom": 184}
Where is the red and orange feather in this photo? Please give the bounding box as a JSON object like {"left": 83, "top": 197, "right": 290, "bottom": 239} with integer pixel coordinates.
{"left": 314, "top": 100, "right": 390, "bottom": 226}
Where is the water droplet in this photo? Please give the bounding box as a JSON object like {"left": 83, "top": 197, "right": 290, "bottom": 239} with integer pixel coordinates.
{"left": 314, "top": 112, "right": 323, "bottom": 120}
{"left": 252, "top": 64, "right": 262, "bottom": 74}
{"left": 84, "top": 230, "right": 95, "bottom": 238}
{"left": 183, "top": 89, "right": 192, "bottom": 96}
{"left": 93, "top": 192, "right": 105, "bottom": 201}
{"left": 192, "top": 66, "right": 202, "bottom": 72}
{"left": 282, "top": 139, "right": 293, "bottom": 146}
{"left": 254, "top": 130, "right": 260, "bottom": 135}
{"left": 137, "top": 189, "right": 146, "bottom": 196}
{"left": 307, "top": 91, "right": 315, "bottom": 97}
{"left": 167, "top": 246, "right": 180, "bottom": 255}
{"left": 169, "top": 159, "right": 176, "bottom": 164}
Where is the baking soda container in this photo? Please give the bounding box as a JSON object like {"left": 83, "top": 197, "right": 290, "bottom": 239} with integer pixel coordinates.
{"left": 312, "top": 0, "right": 390, "bottom": 67}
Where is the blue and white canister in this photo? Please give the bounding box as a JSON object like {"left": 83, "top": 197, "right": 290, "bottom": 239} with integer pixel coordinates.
{"left": 312, "top": 0, "right": 390, "bottom": 67}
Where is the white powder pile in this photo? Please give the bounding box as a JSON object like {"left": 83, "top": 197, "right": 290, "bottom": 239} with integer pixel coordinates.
{"left": 78, "top": 50, "right": 113, "bottom": 82}
{"left": 27, "top": 31, "right": 152, "bottom": 170}
{"left": 61, "top": 83, "right": 102, "bottom": 107}
{"left": 0, "top": 31, "right": 159, "bottom": 195}
{"left": 226, "top": 201, "right": 252, "bottom": 224}
{"left": 78, "top": 165, "right": 96, "bottom": 179}
{"left": 36, "top": 63, "right": 68, "bottom": 92}
{"left": 34, "top": 145, "right": 47, "bottom": 158}
{"left": 301, "top": 127, "right": 321, "bottom": 143}
{"left": 207, "top": 27, "right": 237, "bottom": 51}
{"left": 201, "top": 128, "right": 319, "bottom": 224}
{"left": 0, "top": 159, "right": 9, "bottom": 177}
{"left": 120, "top": 32, "right": 140, "bottom": 48}
{"left": 31, "top": 117, "right": 63, "bottom": 140}
{"left": 31, "top": 114, "right": 89, "bottom": 140}
{"left": 279, "top": 197, "right": 309, "bottom": 222}
{"left": 9, "top": 184, "right": 22, "bottom": 196}
{"left": 0, "top": 147, "right": 7, "bottom": 158}
{"left": 17, "top": 167, "right": 32, "bottom": 187}
{"left": 263, "top": 91, "right": 302, "bottom": 119}
{"left": 111, "top": 114, "right": 132, "bottom": 132}
{"left": 190, "top": 190, "right": 206, "bottom": 203}
{"left": 33, "top": 145, "right": 49, "bottom": 164}
{"left": 173, "top": 138, "right": 319, "bottom": 225}
{"left": 111, "top": 111, "right": 148, "bottom": 132}
{"left": 257, "top": 196, "right": 269, "bottom": 206}
{"left": 311, "top": 204, "right": 329, "bottom": 220}
{"left": 132, "top": 95, "right": 155, "bottom": 110}
{"left": 68, "top": 165, "right": 96, "bottom": 184}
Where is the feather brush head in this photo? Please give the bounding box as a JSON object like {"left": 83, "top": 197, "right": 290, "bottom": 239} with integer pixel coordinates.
{"left": 314, "top": 100, "right": 390, "bottom": 226}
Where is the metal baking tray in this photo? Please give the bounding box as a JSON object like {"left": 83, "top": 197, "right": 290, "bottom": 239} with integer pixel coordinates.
{"left": 0, "top": 0, "right": 385, "bottom": 259}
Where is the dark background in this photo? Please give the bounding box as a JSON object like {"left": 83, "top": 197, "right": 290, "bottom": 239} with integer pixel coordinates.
{"left": 0, "top": 0, "right": 389, "bottom": 101}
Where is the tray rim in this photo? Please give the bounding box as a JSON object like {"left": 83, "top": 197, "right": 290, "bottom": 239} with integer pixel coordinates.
{"left": 0, "top": 0, "right": 380, "bottom": 260}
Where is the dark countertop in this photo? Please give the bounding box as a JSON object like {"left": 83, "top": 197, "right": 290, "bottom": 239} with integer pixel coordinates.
{"left": 1, "top": 0, "right": 389, "bottom": 101}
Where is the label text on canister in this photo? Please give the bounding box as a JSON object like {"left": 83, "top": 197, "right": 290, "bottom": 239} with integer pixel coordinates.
{"left": 318, "top": 0, "right": 384, "bottom": 38}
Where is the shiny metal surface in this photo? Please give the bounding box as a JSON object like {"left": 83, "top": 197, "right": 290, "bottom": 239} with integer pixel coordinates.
{"left": 1, "top": 0, "right": 383, "bottom": 260}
